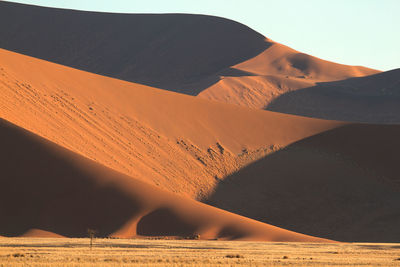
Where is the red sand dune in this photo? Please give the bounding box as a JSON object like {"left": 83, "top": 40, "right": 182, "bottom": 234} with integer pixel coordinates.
{"left": 0, "top": 3, "right": 397, "bottom": 243}
{"left": 198, "top": 42, "right": 379, "bottom": 109}
{"left": 266, "top": 68, "right": 400, "bottom": 123}
{"left": 0, "top": 1, "right": 378, "bottom": 111}
{"left": 0, "top": 118, "right": 329, "bottom": 242}
{"left": 207, "top": 124, "right": 400, "bottom": 242}
{"left": 0, "top": 1, "right": 270, "bottom": 94}
{"left": 0, "top": 48, "right": 342, "bottom": 200}
{"left": 1, "top": 48, "right": 398, "bottom": 242}
{"left": 20, "top": 229, "right": 65, "bottom": 238}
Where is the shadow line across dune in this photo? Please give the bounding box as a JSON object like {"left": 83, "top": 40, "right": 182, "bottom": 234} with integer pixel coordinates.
{"left": 266, "top": 69, "right": 400, "bottom": 123}
{"left": 0, "top": 118, "right": 330, "bottom": 242}
{"left": 205, "top": 124, "right": 400, "bottom": 242}
{"left": 0, "top": 118, "right": 142, "bottom": 237}
{"left": 0, "top": 1, "right": 271, "bottom": 94}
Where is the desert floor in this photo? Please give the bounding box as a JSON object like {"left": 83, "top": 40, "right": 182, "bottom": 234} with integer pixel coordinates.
{"left": 0, "top": 238, "right": 399, "bottom": 266}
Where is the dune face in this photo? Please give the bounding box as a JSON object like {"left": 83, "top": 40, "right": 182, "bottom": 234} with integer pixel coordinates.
{"left": 0, "top": 1, "right": 270, "bottom": 95}
{"left": 266, "top": 69, "right": 400, "bottom": 123}
{"left": 0, "top": 48, "right": 342, "bottom": 200}
{"left": 0, "top": 48, "right": 397, "bottom": 242}
{"left": 198, "top": 42, "right": 379, "bottom": 109}
{"left": 0, "top": 1, "right": 378, "bottom": 112}
{"left": 0, "top": 2, "right": 397, "bottom": 243}
{"left": 20, "top": 229, "right": 65, "bottom": 238}
{"left": 0, "top": 119, "right": 142, "bottom": 237}
{"left": 0, "top": 118, "right": 329, "bottom": 242}
{"left": 207, "top": 124, "right": 400, "bottom": 242}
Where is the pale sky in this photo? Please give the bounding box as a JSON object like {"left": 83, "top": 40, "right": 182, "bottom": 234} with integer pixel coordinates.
{"left": 6, "top": 0, "right": 400, "bottom": 71}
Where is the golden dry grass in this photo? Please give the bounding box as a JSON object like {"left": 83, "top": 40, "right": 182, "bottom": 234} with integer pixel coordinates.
{"left": 0, "top": 238, "right": 399, "bottom": 266}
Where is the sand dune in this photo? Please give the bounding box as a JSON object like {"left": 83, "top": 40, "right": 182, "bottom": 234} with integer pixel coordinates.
{"left": 0, "top": 1, "right": 378, "bottom": 111}
{"left": 266, "top": 69, "right": 400, "bottom": 123}
{"left": 198, "top": 42, "right": 379, "bottom": 109}
{"left": 207, "top": 124, "right": 400, "bottom": 242}
{"left": 0, "top": 48, "right": 342, "bottom": 200}
{"left": 20, "top": 229, "right": 65, "bottom": 238}
{"left": 0, "top": 118, "right": 329, "bottom": 242}
{"left": 0, "top": 1, "right": 270, "bottom": 94}
{"left": 1, "top": 48, "right": 397, "bottom": 242}
{"left": 0, "top": 2, "right": 397, "bottom": 243}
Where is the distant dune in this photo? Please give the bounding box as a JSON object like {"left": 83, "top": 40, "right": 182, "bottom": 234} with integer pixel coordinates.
{"left": 0, "top": 1, "right": 378, "bottom": 115}
{"left": 20, "top": 229, "right": 65, "bottom": 238}
{"left": 199, "top": 42, "right": 379, "bottom": 109}
{"left": 266, "top": 69, "right": 400, "bottom": 123}
{"left": 0, "top": 118, "right": 329, "bottom": 242}
{"left": 0, "top": 1, "right": 270, "bottom": 94}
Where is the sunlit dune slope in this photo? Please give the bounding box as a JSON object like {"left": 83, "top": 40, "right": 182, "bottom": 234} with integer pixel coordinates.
{"left": 0, "top": 1, "right": 378, "bottom": 112}
{"left": 207, "top": 124, "right": 400, "bottom": 242}
{"left": 0, "top": 118, "right": 330, "bottom": 242}
{"left": 20, "top": 229, "right": 65, "bottom": 238}
{"left": 266, "top": 68, "right": 400, "bottom": 123}
{"left": 198, "top": 42, "right": 379, "bottom": 109}
{"left": 0, "top": 1, "right": 270, "bottom": 94}
{"left": 0, "top": 48, "right": 342, "bottom": 199}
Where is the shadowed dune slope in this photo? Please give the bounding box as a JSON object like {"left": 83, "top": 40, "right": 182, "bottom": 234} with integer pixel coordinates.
{"left": 0, "top": 1, "right": 271, "bottom": 94}
{"left": 206, "top": 124, "right": 400, "bottom": 242}
{"left": 0, "top": 118, "right": 330, "bottom": 242}
{"left": 0, "top": 48, "right": 342, "bottom": 199}
{"left": 0, "top": 1, "right": 377, "bottom": 108}
{"left": 198, "top": 42, "right": 379, "bottom": 109}
{"left": 266, "top": 69, "right": 400, "bottom": 123}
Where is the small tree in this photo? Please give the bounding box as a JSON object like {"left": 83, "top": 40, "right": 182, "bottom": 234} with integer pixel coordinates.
{"left": 87, "top": 229, "right": 97, "bottom": 249}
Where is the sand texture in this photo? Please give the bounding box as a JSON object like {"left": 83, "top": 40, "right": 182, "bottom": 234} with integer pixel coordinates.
{"left": 0, "top": 1, "right": 379, "bottom": 115}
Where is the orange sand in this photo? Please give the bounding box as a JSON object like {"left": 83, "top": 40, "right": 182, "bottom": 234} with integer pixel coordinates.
{"left": 0, "top": 48, "right": 343, "bottom": 200}
{"left": 0, "top": 118, "right": 330, "bottom": 242}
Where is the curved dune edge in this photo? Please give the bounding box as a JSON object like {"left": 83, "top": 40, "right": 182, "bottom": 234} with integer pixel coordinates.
{"left": 0, "top": 48, "right": 344, "bottom": 199}
{"left": 0, "top": 118, "right": 332, "bottom": 242}
{"left": 0, "top": 1, "right": 271, "bottom": 94}
{"left": 266, "top": 68, "right": 400, "bottom": 123}
{"left": 198, "top": 42, "right": 379, "bottom": 109}
{"left": 20, "top": 229, "right": 65, "bottom": 238}
{"left": 207, "top": 124, "right": 400, "bottom": 242}
{"left": 0, "top": 1, "right": 378, "bottom": 111}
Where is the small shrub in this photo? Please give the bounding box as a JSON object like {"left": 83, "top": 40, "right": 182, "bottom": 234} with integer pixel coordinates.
{"left": 225, "top": 254, "right": 244, "bottom": 258}
{"left": 187, "top": 233, "right": 200, "bottom": 240}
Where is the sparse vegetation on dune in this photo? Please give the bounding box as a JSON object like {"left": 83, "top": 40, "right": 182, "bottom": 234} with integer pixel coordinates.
{"left": 0, "top": 238, "right": 399, "bottom": 266}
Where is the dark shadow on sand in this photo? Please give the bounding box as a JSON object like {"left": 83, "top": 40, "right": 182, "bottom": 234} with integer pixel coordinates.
{"left": 0, "top": 1, "right": 271, "bottom": 95}
{"left": 0, "top": 118, "right": 141, "bottom": 237}
{"left": 266, "top": 69, "right": 400, "bottom": 123}
{"left": 205, "top": 124, "right": 400, "bottom": 242}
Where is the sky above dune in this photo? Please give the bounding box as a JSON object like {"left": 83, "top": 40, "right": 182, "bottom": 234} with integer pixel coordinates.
{"left": 7, "top": 0, "right": 399, "bottom": 71}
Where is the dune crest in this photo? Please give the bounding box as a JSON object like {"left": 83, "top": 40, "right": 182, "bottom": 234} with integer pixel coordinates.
{"left": 20, "top": 229, "right": 65, "bottom": 238}
{"left": 0, "top": 1, "right": 378, "bottom": 113}
{"left": 207, "top": 124, "right": 400, "bottom": 242}
{"left": 266, "top": 68, "right": 400, "bottom": 123}
{"left": 198, "top": 42, "right": 379, "bottom": 109}
{"left": 0, "top": 1, "right": 270, "bottom": 94}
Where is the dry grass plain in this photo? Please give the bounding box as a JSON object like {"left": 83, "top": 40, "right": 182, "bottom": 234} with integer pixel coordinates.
{"left": 0, "top": 238, "right": 399, "bottom": 266}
